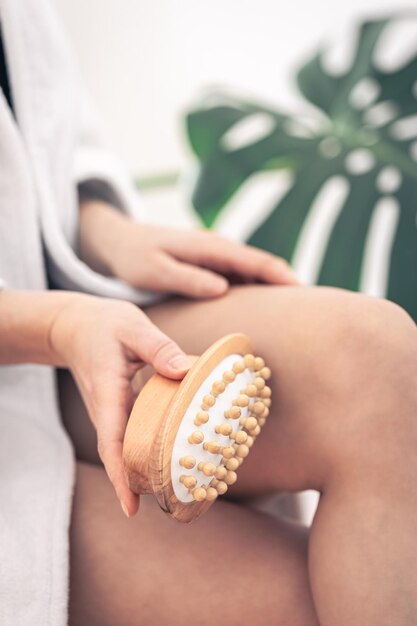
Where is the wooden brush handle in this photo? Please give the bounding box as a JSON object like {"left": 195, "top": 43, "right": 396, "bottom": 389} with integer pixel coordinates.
{"left": 123, "top": 374, "right": 178, "bottom": 494}
{"left": 123, "top": 358, "right": 198, "bottom": 495}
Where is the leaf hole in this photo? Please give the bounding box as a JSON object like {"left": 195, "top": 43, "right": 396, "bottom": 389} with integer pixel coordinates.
{"left": 345, "top": 149, "right": 376, "bottom": 175}
{"left": 376, "top": 166, "right": 402, "bottom": 194}
{"left": 389, "top": 115, "right": 417, "bottom": 141}
{"left": 349, "top": 77, "right": 380, "bottom": 110}
{"left": 374, "top": 18, "right": 417, "bottom": 73}
{"left": 363, "top": 101, "right": 399, "bottom": 128}
{"left": 220, "top": 113, "right": 276, "bottom": 152}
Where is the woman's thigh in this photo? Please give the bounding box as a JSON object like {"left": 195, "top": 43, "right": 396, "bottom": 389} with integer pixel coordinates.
{"left": 69, "top": 462, "right": 318, "bottom": 626}
{"left": 144, "top": 284, "right": 416, "bottom": 492}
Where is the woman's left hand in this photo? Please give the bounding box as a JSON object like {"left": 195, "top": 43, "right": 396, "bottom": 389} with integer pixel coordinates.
{"left": 79, "top": 201, "right": 300, "bottom": 298}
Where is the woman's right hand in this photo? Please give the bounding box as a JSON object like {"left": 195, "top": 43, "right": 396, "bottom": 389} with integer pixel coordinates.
{"left": 48, "top": 293, "right": 192, "bottom": 517}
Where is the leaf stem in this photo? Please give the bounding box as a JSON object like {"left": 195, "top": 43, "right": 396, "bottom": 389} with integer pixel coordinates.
{"left": 135, "top": 171, "right": 181, "bottom": 190}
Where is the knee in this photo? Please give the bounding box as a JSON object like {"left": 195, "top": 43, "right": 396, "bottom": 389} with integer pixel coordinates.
{"left": 336, "top": 295, "right": 417, "bottom": 407}
{"left": 303, "top": 291, "right": 417, "bottom": 484}
{"left": 291, "top": 288, "right": 416, "bottom": 412}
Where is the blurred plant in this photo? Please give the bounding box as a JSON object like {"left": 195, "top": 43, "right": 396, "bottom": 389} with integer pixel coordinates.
{"left": 185, "top": 15, "right": 417, "bottom": 321}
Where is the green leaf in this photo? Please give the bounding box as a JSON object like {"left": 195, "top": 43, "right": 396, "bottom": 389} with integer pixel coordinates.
{"left": 184, "top": 15, "right": 417, "bottom": 321}
{"left": 187, "top": 94, "right": 317, "bottom": 226}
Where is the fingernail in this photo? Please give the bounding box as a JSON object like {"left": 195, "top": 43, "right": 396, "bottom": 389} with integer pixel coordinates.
{"left": 287, "top": 269, "right": 301, "bottom": 284}
{"left": 279, "top": 262, "right": 301, "bottom": 285}
{"left": 121, "top": 500, "right": 131, "bottom": 518}
{"left": 207, "top": 276, "right": 228, "bottom": 293}
{"left": 168, "top": 354, "right": 193, "bottom": 371}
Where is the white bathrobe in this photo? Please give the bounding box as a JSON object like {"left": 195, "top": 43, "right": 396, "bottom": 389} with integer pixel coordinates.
{"left": 0, "top": 0, "right": 159, "bottom": 623}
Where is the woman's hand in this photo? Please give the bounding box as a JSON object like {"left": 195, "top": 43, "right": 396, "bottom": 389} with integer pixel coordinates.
{"left": 79, "top": 201, "right": 299, "bottom": 297}
{"left": 49, "top": 293, "right": 192, "bottom": 517}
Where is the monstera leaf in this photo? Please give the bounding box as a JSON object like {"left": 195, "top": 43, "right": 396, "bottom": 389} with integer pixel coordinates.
{"left": 185, "top": 16, "right": 417, "bottom": 321}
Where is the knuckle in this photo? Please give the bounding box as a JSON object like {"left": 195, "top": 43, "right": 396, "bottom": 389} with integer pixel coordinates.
{"left": 189, "top": 272, "right": 210, "bottom": 294}
{"left": 150, "top": 336, "right": 178, "bottom": 364}
{"left": 96, "top": 438, "right": 107, "bottom": 462}
{"left": 152, "top": 259, "right": 179, "bottom": 289}
{"left": 135, "top": 257, "right": 162, "bottom": 287}
{"left": 198, "top": 233, "right": 227, "bottom": 260}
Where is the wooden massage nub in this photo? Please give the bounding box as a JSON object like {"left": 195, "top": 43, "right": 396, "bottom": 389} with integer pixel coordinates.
{"left": 123, "top": 333, "right": 272, "bottom": 523}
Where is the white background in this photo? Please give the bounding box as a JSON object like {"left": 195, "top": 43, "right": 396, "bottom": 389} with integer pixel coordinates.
{"left": 54, "top": 0, "right": 413, "bottom": 178}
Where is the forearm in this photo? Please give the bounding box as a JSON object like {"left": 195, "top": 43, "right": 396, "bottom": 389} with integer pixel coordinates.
{"left": 0, "top": 289, "right": 79, "bottom": 366}
{"left": 79, "top": 200, "right": 127, "bottom": 276}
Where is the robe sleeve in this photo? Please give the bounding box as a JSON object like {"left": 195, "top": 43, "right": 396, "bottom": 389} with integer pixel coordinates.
{"left": 43, "top": 79, "right": 165, "bottom": 307}
{"left": 72, "top": 87, "right": 146, "bottom": 224}
{"left": 77, "top": 179, "right": 126, "bottom": 210}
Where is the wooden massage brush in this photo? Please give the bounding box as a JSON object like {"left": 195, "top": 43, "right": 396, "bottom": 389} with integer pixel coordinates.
{"left": 122, "top": 333, "right": 272, "bottom": 523}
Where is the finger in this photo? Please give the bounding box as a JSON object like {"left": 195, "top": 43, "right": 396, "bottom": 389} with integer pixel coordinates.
{"left": 93, "top": 404, "right": 139, "bottom": 517}
{"left": 153, "top": 254, "right": 229, "bottom": 298}
{"left": 125, "top": 307, "right": 194, "bottom": 379}
{"left": 201, "top": 238, "right": 300, "bottom": 285}
{"left": 98, "top": 436, "right": 139, "bottom": 517}
{"left": 167, "top": 232, "right": 300, "bottom": 286}
{"left": 94, "top": 379, "right": 140, "bottom": 517}
{"left": 237, "top": 250, "right": 300, "bottom": 285}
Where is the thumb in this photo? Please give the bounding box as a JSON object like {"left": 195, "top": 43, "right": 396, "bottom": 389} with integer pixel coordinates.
{"left": 129, "top": 309, "right": 193, "bottom": 379}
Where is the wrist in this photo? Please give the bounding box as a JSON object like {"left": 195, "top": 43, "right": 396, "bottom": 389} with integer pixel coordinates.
{"left": 79, "top": 201, "right": 130, "bottom": 276}
{"left": 0, "top": 290, "right": 82, "bottom": 366}
{"left": 47, "top": 292, "right": 104, "bottom": 368}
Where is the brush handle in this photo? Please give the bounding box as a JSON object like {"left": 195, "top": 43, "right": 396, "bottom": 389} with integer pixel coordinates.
{"left": 123, "top": 357, "right": 199, "bottom": 495}
{"left": 123, "top": 373, "right": 178, "bottom": 494}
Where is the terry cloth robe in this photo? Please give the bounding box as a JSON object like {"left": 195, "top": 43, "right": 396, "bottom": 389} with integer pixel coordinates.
{"left": 0, "top": 0, "right": 161, "bottom": 623}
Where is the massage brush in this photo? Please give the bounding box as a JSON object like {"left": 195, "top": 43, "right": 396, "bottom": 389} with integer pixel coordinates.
{"left": 123, "top": 333, "right": 271, "bottom": 523}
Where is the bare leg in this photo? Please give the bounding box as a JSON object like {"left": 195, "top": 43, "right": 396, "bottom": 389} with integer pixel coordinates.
{"left": 62, "top": 285, "right": 417, "bottom": 625}
{"left": 146, "top": 285, "right": 417, "bottom": 625}
{"left": 69, "top": 462, "right": 318, "bottom": 626}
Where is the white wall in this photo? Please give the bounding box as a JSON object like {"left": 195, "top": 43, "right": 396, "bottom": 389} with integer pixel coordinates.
{"left": 54, "top": 0, "right": 411, "bottom": 179}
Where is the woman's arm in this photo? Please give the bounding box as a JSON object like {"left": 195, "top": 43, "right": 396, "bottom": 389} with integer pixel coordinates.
{"left": 0, "top": 290, "right": 76, "bottom": 365}
{"left": 0, "top": 289, "right": 192, "bottom": 516}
